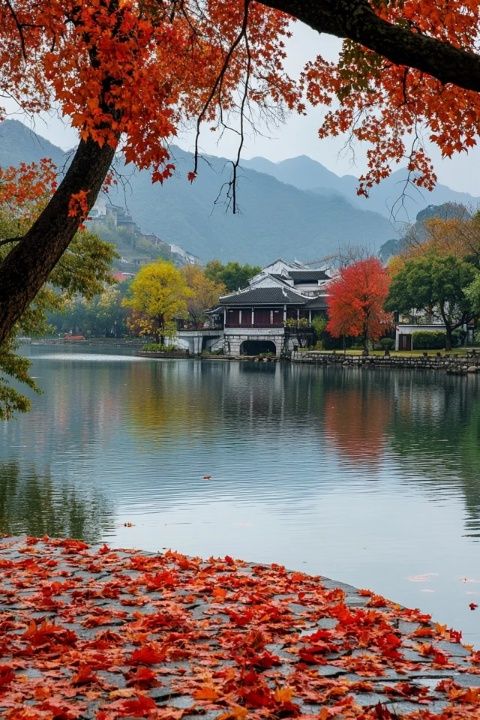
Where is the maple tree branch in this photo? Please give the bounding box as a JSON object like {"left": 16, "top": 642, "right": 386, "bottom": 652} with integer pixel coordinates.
{"left": 228, "top": 26, "right": 252, "bottom": 213}
{"left": 3, "top": 0, "right": 27, "bottom": 60}
{"left": 257, "top": 0, "right": 480, "bottom": 93}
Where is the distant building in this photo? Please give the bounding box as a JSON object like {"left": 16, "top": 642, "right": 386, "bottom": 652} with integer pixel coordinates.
{"left": 168, "top": 243, "right": 200, "bottom": 266}
{"left": 112, "top": 271, "right": 134, "bottom": 283}
{"left": 104, "top": 204, "right": 135, "bottom": 228}
{"left": 89, "top": 203, "right": 197, "bottom": 268}
{"left": 177, "top": 259, "right": 332, "bottom": 357}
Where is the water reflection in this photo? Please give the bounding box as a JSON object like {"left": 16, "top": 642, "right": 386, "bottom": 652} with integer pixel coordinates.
{"left": 0, "top": 462, "right": 113, "bottom": 541}
{"left": 126, "top": 361, "right": 219, "bottom": 439}
{"left": 3, "top": 349, "right": 480, "bottom": 643}
{"left": 323, "top": 371, "right": 393, "bottom": 465}
{"left": 386, "top": 373, "right": 480, "bottom": 536}
{"left": 4, "top": 353, "right": 480, "bottom": 538}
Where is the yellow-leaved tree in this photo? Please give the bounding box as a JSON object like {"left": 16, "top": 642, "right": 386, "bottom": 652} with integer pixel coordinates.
{"left": 401, "top": 215, "right": 480, "bottom": 268}
{"left": 182, "top": 265, "right": 226, "bottom": 328}
{"left": 123, "top": 261, "right": 191, "bottom": 346}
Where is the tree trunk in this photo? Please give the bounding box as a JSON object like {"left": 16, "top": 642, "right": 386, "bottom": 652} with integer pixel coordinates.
{"left": 439, "top": 306, "right": 455, "bottom": 351}
{"left": 0, "top": 137, "right": 116, "bottom": 345}
{"left": 362, "top": 314, "right": 370, "bottom": 353}
{"left": 445, "top": 325, "right": 453, "bottom": 351}
{"left": 260, "top": 0, "right": 480, "bottom": 93}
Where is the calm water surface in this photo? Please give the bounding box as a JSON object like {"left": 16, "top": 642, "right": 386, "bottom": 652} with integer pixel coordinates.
{"left": 2, "top": 345, "right": 480, "bottom": 644}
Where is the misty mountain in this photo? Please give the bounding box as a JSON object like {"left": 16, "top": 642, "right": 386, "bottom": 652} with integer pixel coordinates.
{"left": 0, "top": 120, "right": 396, "bottom": 263}
{"left": 243, "top": 155, "right": 358, "bottom": 197}
{"left": 243, "top": 155, "right": 480, "bottom": 223}
{"left": 106, "top": 146, "right": 396, "bottom": 264}
{"left": 0, "top": 120, "right": 68, "bottom": 168}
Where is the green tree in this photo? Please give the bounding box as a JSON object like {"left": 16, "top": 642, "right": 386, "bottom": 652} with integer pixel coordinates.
{"left": 49, "top": 283, "right": 130, "bottom": 338}
{"left": 386, "top": 255, "right": 478, "bottom": 350}
{"left": 124, "top": 261, "right": 191, "bottom": 345}
{"left": 181, "top": 265, "right": 225, "bottom": 327}
{"left": 204, "top": 261, "right": 261, "bottom": 293}
{"left": 0, "top": 199, "right": 116, "bottom": 418}
{"left": 311, "top": 315, "right": 327, "bottom": 348}
{"left": 465, "top": 274, "right": 480, "bottom": 319}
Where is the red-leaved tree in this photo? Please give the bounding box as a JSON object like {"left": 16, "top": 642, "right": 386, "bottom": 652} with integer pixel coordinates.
{"left": 326, "top": 258, "right": 393, "bottom": 351}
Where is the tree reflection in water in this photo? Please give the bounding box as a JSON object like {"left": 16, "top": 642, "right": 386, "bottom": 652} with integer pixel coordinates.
{"left": 3, "top": 353, "right": 480, "bottom": 549}
{"left": 387, "top": 373, "right": 480, "bottom": 537}
{"left": 322, "top": 370, "right": 393, "bottom": 465}
{"left": 0, "top": 462, "right": 113, "bottom": 542}
{"left": 126, "top": 361, "right": 219, "bottom": 440}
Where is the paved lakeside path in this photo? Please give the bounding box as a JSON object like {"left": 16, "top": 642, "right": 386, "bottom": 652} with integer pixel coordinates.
{"left": 2, "top": 537, "right": 480, "bottom": 719}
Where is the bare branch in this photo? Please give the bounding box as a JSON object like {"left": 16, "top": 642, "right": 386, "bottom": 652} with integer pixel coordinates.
{"left": 222, "top": 22, "right": 252, "bottom": 213}
{"left": 192, "top": 0, "right": 251, "bottom": 177}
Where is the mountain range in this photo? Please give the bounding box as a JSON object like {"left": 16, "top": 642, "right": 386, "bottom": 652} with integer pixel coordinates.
{"left": 1, "top": 119, "right": 479, "bottom": 264}
{"left": 242, "top": 155, "right": 480, "bottom": 221}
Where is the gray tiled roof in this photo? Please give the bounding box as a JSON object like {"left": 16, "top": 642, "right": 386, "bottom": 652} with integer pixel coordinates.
{"left": 290, "top": 270, "right": 330, "bottom": 281}
{"left": 306, "top": 295, "right": 328, "bottom": 309}
{"left": 220, "top": 286, "right": 308, "bottom": 306}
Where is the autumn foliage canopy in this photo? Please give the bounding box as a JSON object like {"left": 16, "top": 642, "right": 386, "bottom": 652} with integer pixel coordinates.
{"left": 3, "top": 0, "right": 480, "bottom": 192}
{"left": 0, "top": 0, "right": 295, "bottom": 182}
{"left": 326, "top": 258, "right": 392, "bottom": 348}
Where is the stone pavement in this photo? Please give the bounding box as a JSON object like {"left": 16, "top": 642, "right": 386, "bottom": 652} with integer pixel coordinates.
{"left": 1, "top": 535, "right": 480, "bottom": 719}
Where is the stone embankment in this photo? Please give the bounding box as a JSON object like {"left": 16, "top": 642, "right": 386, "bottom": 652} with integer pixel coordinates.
{"left": 137, "top": 350, "right": 190, "bottom": 358}
{"left": 291, "top": 351, "right": 480, "bottom": 375}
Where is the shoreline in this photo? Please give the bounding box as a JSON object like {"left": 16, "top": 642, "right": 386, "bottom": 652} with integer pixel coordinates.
{"left": 2, "top": 534, "right": 480, "bottom": 719}
{"left": 24, "top": 340, "right": 480, "bottom": 374}
{"left": 291, "top": 351, "right": 480, "bottom": 375}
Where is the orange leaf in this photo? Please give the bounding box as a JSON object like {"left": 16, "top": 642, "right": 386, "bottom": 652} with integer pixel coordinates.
{"left": 194, "top": 684, "right": 219, "bottom": 701}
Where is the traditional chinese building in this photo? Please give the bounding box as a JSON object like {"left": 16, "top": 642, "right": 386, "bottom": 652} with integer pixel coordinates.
{"left": 177, "top": 259, "right": 331, "bottom": 357}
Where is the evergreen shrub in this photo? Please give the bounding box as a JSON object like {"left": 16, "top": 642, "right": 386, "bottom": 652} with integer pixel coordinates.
{"left": 379, "top": 337, "right": 394, "bottom": 351}
{"left": 412, "top": 331, "right": 446, "bottom": 349}
{"left": 142, "top": 342, "right": 178, "bottom": 352}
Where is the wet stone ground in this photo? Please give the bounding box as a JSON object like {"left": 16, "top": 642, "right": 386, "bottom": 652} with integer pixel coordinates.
{"left": 1, "top": 535, "right": 480, "bottom": 719}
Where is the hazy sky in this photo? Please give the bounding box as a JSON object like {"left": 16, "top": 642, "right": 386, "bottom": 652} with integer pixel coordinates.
{"left": 5, "top": 22, "right": 480, "bottom": 195}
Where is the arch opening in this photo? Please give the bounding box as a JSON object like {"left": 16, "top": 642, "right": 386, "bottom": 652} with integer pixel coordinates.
{"left": 240, "top": 340, "right": 277, "bottom": 356}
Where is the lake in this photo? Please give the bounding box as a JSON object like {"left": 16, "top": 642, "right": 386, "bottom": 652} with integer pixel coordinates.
{"left": 2, "top": 344, "right": 480, "bottom": 645}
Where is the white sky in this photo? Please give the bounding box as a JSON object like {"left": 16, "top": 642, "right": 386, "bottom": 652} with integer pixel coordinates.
{"left": 4, "top": 21, "right": 480, "bottom": 194}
